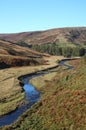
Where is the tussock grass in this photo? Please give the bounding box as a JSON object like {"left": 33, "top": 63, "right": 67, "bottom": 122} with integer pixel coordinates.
{"left": 0, "top": 54, "right": 45, "bottom": 69}
{"left": 0, "top": 56, "right": 61, "bottom": 117}
{"left": 1, "top": 57, "right": 86, "bottom": 130}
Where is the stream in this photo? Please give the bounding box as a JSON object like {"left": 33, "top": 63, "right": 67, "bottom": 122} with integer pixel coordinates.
{"left": 0, "top": 59, "right": 73, "bottom": 127}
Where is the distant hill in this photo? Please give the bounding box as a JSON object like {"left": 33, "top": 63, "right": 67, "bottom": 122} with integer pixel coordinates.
{"left": 0, "top": 27, "right": 86, "bottom": 46}
{"left": 0, "top": 27, "right": 86, "bottom": 66}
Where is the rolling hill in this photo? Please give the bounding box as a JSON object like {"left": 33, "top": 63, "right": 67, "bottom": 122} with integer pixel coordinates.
{"left": 0, "top": 39, "right": 47, "bottom": 69}
{"left": 0, "top": 27, "right": 86, "bottom": 46}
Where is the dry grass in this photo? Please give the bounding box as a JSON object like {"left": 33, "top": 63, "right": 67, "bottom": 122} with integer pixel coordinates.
{"left": 0, "top": 56, "right": 62, "bottom": 116}
{"left": 0, "top": 54, "right": 45, "bottom": 69}
{"left": 0, "top": 39, "right": 44, "bottom": 57}
{"left": 3, "top": 57, "right": 85, "bottom": 130}
{"left": 30, "top": 72, "right": 57, "bottom": 90}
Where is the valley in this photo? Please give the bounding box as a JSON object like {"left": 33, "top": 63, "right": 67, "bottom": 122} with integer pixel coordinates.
{"left": 0, "top": 27, "right": 86, "bottom": 130}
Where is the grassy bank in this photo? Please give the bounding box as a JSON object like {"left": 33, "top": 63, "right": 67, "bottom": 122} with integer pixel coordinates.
{"left": 0, "top": 56, "right": 62, "bottom": 117}
{"left": 1, "top": 57, "right": 86, "bottom": 130}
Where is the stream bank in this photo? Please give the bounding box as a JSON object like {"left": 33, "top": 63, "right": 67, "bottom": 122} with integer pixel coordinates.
{"left": 0, "top": 59, "right": 74, "bottom": 127}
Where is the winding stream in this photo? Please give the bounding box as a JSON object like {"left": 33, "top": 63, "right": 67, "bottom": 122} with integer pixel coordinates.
{"left": 59, "top": 59, "right": 74, "bottom": 69}
{"left": 0, "top": 59, "right": 73, "bottom": 127}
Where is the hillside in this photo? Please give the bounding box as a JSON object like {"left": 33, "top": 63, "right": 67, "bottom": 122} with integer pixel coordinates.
{"left": 0, "top": 27, "right": 86, "bottom": 46}
{"left": 0, "top": 39, "right": 45, "bottom": 57}
{"left": 0, "top": 39, "right": 47, "bottom": 68}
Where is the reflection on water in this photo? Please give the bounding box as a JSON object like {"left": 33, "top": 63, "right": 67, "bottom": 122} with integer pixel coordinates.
{"left": 24, "top": 83, "right": 40, "bottom": 102}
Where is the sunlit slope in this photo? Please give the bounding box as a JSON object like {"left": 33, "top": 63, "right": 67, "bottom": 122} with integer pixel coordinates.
{"left": 0, "top": 27, "right": 86, "bottom": 46}
{"left": 0, "top": 39, "right": 47, "bottom": 68}
{"left": 1, "top": 57, "right": 86, "bottom": 130}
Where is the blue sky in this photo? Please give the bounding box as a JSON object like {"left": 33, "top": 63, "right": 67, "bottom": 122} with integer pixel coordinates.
{"left": 0, "top": 0, "right": 86, "bottom": 33}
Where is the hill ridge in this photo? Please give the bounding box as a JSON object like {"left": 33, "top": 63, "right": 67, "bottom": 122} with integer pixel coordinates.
{"left": 0, "top": 27, "right": 86, "bottom": 45}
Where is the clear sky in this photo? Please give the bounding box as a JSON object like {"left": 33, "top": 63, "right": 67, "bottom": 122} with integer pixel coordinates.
{"left": 0, "top": 0, "right": 86, "bottom": 33}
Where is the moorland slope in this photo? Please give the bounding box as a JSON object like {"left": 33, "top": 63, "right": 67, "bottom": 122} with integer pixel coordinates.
{"left": 1, "top": 56, "right": 86, "bottom": 130}
{"left": 0, "top": 39, "right": 47, "bottom": 68}
{"left": 0, "top": 27, "right": 86, "bottom": 46}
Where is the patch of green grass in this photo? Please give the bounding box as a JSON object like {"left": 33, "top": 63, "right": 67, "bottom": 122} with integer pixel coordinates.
{"left": 0, "top": 92, "right": 25, "bottom": 116}
{"left": 30, "top": 72, "right": 57, "bottom": 90}
{"left": 57, "top": 42, "right": 76, "bottom": 47}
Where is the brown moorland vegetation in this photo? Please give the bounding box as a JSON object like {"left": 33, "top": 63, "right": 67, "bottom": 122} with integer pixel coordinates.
{"left": 1, "top": 56, "right": 86, "bottom": 130}
{"left": 0, "top": 27, "right": 86, "bottom": 45}
{"left": 0, "top": 56, "right": 62, "bottom": 117}
{"left": 0, "top": 39, "right": 45, "bottom": 57}
{"left": 0, "top": 39, "right": 49, "bottom": 69}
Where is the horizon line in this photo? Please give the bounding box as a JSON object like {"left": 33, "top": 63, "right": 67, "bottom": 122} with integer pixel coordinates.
{"left": 0, "top": 26, "right": 86, "bottom": 34}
